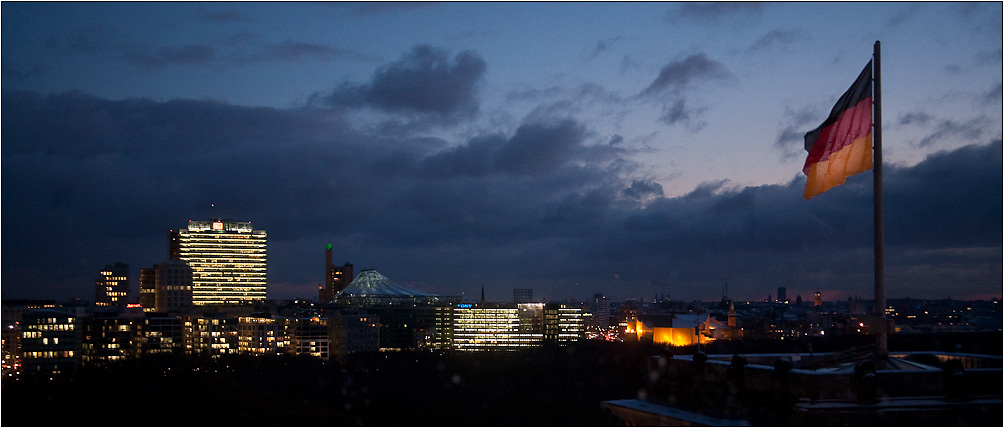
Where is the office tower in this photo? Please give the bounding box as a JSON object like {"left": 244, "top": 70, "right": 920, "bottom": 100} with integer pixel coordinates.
{"left": 592, "top": 292, "right": 611, "bottom": 330}
{"left": 95, "top": 262, "right": 129, "bottom": 307}
{"left": 777, "top": 287, "right": 787, "bottom": 304}
{"left": 813, "top": 291, "right": 823, "bottom": 307}
{"left": 513, "top": 288, "right": 533, "bottom": 303}
{"left": 155, "top": 259, "right": 194, "bottom": 312}
{"left": 170, "top": 219, "right": 267, "bottom": 305}
{"left": 319, "top": 244, "right": 353, "bottom": 302}
{"left": 139, "top": 268, "right": 156, "bottom": 312}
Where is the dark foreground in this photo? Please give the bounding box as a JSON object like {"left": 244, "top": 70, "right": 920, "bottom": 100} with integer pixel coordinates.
{"left": 2, "top": 341, "right": 650, "bottom": 426}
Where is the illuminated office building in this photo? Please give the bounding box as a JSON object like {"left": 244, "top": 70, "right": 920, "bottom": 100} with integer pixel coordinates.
{"left": 170, "top": 219, "right": 267, "bottom": 305}
{"left": 437, "top": 303, "right": 584, "bottom": 351}
{"left": 183, "top": 313, "right": 239, "bottom": 356}
{"left": 20, "top": 309, "right": 78, "bottom": 378}
{"left": 237, "top": 314, "right": 288, "bottom": 356}
{"left": 287, "top": 314, "right": 329, "bottom": 359}
{"left": 95, "top": 262, "right": 129, "bottom": 307}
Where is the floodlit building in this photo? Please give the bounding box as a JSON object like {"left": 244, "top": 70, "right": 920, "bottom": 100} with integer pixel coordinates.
{"left": 170, "top": 219, "right": 267, "bottom": 305}
{"left": 95, "top": 262, "right": 129, "bottom": 307}
{"left": 625, "top": 313, "right": 727, "bottom": 347}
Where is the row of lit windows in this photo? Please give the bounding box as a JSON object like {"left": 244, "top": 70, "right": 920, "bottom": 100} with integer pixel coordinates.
{"left": 23, "top": 350, "right": 74, "bottom": 359}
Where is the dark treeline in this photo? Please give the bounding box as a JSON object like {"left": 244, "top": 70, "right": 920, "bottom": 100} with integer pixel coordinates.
{"left": 5, "top": 333, "right": 999, "bottom": 426}
{"left": 2, "top": 341, "right": 654, "bottom": 426}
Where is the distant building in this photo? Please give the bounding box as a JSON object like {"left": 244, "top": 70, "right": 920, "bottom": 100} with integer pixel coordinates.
{"left": 237, "top": 313, "right": 288, "bottom": 356}
{"left": 625, "top": 313, "right": 727, "bottom": 347}
{"left": 20, "top": 309, "right": 78, "bottom": 378}
{"left": 139, "top": 267, "right": 156, "bottom": 312}
{"left": 777, "top": 287, "right": 787, "bottom": 304}
{"left": 286, "top": 314, "right": 329, "bottom": 359}
{"left": 318, "top": 244, "right": 353, "bottom": 303}
{"left": 80, "top": 309, "right": 140, "bottom": 366}
{"left": 136, "top": 312, "right": 183, "bottom": 357}
{"left": 154, "top": 259, "right": 194, "bottom": 312}
{"left": 814, "top": 291, "right": 823, "bottom": 306}
{"left": 334, "top": 269, "right": 455, "bottom": 351}
{"left": 170, "top": 219, "right": 267, "bottom": 305}
{"left": 591, "top": 292, "right": 611, "bottom": 330}
{"left": 95, "top": 262, "right": 129, "bottom": 307}
{"left": 328, "top": 310, "right": 380, "bottom": 359}
{"left": 183, "top": 313, "right": 239, "bottom": 356}
{"left": 513, "top": 288, "right": 533, "bottom": 303}
{"left": 435, "top": 302, "right": 584, "bottom": 351}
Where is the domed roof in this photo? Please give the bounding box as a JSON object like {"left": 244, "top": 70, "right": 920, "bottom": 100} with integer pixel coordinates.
{"left": 338, "top": 269, "right": 437, "bottom": 297}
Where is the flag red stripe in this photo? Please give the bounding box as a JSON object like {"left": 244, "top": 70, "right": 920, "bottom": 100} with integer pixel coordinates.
{"left": 802, "top": 95, "right": 872, "bottom": 173}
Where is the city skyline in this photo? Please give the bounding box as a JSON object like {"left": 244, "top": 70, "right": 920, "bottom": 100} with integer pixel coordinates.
{"left": 2, "top": 3, "right": 1001, "bottom": 303}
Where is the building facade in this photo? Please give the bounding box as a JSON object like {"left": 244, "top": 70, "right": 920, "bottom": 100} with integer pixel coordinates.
{"left": 95, "top": 262, "right": 129, "bottom": 307}
{"left": 436, "top": 303, "right": 584, "bottom": 351}
{"left": 170, "top": 219, "right": 267, "bottom": 305}
{"left": 154, "top": 259, "right": 194, "bottom": 312}
{"left": 19, "top": 309, "right": 78, "bottom": 378}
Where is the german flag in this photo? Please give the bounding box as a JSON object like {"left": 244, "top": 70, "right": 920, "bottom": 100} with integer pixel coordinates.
{"left": 802, "top": 61, "right": 873, "bottom": 199}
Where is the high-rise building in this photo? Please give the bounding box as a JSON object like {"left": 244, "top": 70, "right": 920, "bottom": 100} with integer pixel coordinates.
{"left": 138, "top": 268, "right": 156, "bottom": 312}
{"left": 777, "top": 287, "right": 787, "bottom": 304}
{"left": 591, "top": 292, "right": 611, "bottom": 330}
{"left": 318, "top": 244, "right": 352, "bottom": 303}
{"left": 170, "top": 219, "right": 267, "bottom": 305}
{"left": 95, "top": 262, "right": 129, "bottom": 307}
{"left": 155, "top": 259, "right": 194, "bottom": 312}
{"left": 513, "top": 288, "right": 533, "bottom": 303}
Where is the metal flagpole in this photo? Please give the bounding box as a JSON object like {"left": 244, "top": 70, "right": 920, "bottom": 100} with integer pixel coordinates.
{"left": 873, "top": 40, "right": 887, "bottom": 357}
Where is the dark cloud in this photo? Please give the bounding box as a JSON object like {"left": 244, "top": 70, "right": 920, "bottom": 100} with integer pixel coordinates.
{"left": 668, "top": 2, "right": 764, "bottom": 22}
{"left": 2, "top": 92, "right": 999, "bottom": 303}
{"left": 747, "top": 29, "right": 803, "bottom": 53}
{"left": 641, "top": 53, "right": 732, "bottom": 97}
{"left": 124, "top": 44, "right": 217, "bottom": 68}
{"left": 326, "top": 45, "right": 487, "bottom": 120}
{"left": 195, "top": 9, "right": 252, "bottom": 22}
{"left": 349, "top": 2, "right": 437, "bottom": 17}
{"left": 639, "top": 53, "right": 731, "bottom": 129}
{"left": 623, "top": 179, "right": 665, "bottom": 201}
{"left": 264, "top": 41, "right": 369, "bottom": 62}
